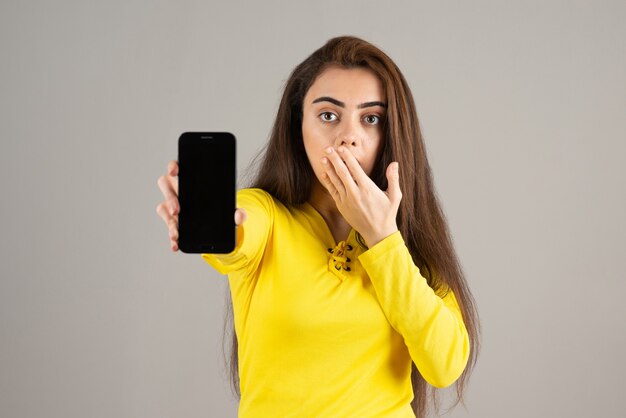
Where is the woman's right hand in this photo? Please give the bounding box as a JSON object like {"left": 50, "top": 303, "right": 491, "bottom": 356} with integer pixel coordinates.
{"left": 156, "top": 160, "right": 247, "bottom": 252}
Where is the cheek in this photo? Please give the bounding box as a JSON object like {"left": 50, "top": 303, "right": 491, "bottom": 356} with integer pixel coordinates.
{"left": 301, "top": 122, "right": 314, "bottom": 159}
{"left": 302, "top": 120, "right": 328, "bottom": 165}
{"left": 362, "top": 136, "right": 383, "bottom": 174}
{"left": 302, "top": 141, "right": 323, "bottom": 179}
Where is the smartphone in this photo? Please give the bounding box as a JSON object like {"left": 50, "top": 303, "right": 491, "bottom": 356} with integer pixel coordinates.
{"left": 177, "top": 132, "right": 236, "bottom": 254}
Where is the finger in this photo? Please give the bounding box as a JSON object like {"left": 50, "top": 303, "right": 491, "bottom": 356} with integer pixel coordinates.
{"left": 320, "top": 167, "right": 339, "bottom": 198}
{"left": 167, "top": 160, "right": 178, "bottom": 196}
{"left": 324, "top": 147, "right": 356, "bottom": 193}
{"left": 234, "top": 208, "right": 247, "bottom": 226}
{"left": 166, "top": 160, "right": 179, "bottom": 196}
{"left": 156, "top": 203, "right": 179, "bottom": 250}
{"left": 156, "top": 201, "right": 171, "bottom": 222}
{"left": 168, "top": 160, "right": 179, "bottom": 177}
{"left": 167, "top": 216, "right": 179, "bottom": 241}
{"left": 337, "top": 146, "right": 370, "bottom": 186}
{"left": 321, "top": 156, "right": 346, "bottom": 198}
{"left": 157, "top": 175, "right": 179, "bottom": 215}
{"left": 156, "top": 203, "right": 179, "bottom": 233}
{"left": 385, "top": 162, "right": 402, "bottom": 206}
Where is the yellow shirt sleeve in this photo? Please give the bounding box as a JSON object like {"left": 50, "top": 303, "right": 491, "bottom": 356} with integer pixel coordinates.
{"left": 201, "top": 188, "right": 274, "bottom": 275}
{"left": 358, "top": 230, "right": 470, "bottom": 388}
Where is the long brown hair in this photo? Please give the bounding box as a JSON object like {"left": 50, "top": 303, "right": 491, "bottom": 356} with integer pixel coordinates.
{"left": 223, "top": 35, "right": 480, "bottom": 418}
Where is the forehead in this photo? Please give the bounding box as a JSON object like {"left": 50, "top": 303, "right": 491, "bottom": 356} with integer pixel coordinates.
{"left": 305, "top": 66, "right": 384, "bottom": 104}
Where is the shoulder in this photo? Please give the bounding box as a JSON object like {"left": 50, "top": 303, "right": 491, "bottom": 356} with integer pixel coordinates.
{"left": 236, "top": 188, "right": 285, "bottom": 215}
{"left": 237, "top": 188, "right": 300, "bottom": 220}
{"left": 237, "top": 188, "right": 275, "bottom": 205}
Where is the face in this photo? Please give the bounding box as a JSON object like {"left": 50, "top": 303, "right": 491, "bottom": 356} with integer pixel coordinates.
{"left": 302, "top": 66, "right": 386, "bottom": 191}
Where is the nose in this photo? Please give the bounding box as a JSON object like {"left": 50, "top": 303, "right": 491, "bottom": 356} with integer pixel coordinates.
{"left": 334, "top": 119, "right": 361, "bottom": 148}
{"left": 335, "top": 136, "right": 357, "bottom": 148}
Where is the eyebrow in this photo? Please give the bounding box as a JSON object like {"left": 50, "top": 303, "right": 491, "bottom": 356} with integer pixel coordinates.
{"left": 311, "top": 96, "right": 387, "bottom": 109}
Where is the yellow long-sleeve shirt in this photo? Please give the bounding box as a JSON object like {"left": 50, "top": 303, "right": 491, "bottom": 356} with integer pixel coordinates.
{"left": 201, "top": 188, "right": 469, "bottom": 418}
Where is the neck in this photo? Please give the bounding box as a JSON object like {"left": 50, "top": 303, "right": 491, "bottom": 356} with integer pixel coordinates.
{"left": 308, "top": 180, "right": 351, "bottom": 243}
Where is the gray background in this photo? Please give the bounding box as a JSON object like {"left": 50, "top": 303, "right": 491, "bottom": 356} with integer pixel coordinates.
{"left": 1, "top": 1, "right": 625, "bottom": 417}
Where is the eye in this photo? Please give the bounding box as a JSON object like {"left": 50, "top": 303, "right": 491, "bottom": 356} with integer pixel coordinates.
{"left": 364, "top": 115, "right": 381, "bottom": 125}
{"left": 319, "top": 112, "right": 338, "bottom": 122}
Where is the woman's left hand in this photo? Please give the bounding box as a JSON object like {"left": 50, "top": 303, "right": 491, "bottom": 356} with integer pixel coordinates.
{"left": 321, "top": 146, "right": 402, "bottom": 247}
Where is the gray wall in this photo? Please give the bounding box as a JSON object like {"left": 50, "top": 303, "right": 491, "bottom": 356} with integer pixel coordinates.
{"left": 1, "top": 1, "right": 625, "bottom": 417}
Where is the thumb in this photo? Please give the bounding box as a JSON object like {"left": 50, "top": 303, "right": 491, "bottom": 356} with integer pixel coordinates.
{"left": 386, "top": 162, "right": 402, "bottom": 205}
{"left": 234, "top": 208, "right": 248, "bottom": 226}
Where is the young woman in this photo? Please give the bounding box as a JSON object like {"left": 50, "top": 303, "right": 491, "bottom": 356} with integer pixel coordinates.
{"left": 157, "top": 36, "right": 480, "bottom": 418}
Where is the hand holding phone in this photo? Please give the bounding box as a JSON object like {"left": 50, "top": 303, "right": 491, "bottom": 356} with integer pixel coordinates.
{"left": 156, "top": 160, "right": 182, "bottom": 252}
{"left": 177, "top": 132, "right": 236, "bottom": 253}
{"left": 157, "top": 135, "right": 247, "bottom": 252}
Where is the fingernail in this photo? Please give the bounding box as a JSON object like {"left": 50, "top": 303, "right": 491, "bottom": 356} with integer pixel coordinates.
{"left": 325, "top": 147, "right": 333, "bottom": 154}
{"left": 170, "top": 202, "right": 175, "bottom": 214}
{"left": 321, "top": 157, "right": 328, "bottom": 165}
{"left": 338, "top": 146, "right": 345, "bottom": 153}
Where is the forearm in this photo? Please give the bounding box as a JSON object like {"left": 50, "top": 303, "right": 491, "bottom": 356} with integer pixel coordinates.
{"left": 359, "top": 231, "right": 470, "bottom": 388}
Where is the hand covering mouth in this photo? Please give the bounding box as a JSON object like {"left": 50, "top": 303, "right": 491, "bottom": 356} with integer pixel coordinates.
{"left": 342, "top": 158, "right": 362, "bottom": 168}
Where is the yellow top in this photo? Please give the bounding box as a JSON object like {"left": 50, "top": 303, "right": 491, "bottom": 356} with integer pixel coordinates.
{"left": 202, "top": 188, "right": 469, "bottom": 418}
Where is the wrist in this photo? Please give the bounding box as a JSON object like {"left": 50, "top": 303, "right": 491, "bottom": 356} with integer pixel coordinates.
{"left": 363, "top": 227, "right": 398, "bottom": 248}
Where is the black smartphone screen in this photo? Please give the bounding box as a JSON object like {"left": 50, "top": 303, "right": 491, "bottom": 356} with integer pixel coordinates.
{"left": 178, "top": 132, "right": 236, "bottom": 254}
